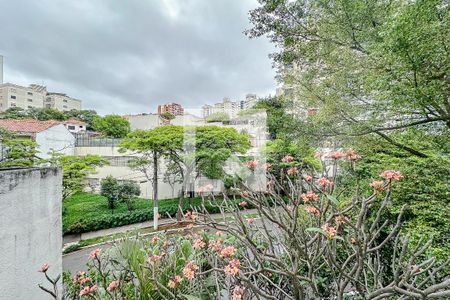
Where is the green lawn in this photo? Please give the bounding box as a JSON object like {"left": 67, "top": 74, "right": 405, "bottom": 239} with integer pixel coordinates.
{"left": 63, "top": 193, "right": 205, "bottom": 233}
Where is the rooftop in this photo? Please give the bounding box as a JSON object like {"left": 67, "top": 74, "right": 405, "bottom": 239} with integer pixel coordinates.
{"left": 0, "top": 119, "right": 62, "bottom": 133}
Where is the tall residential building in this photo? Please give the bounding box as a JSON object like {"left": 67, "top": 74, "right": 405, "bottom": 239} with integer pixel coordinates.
{"left": 202, "top": 104, "right": 213, "bottom": 118}
{"left": 0, "top": 83, "right": 82, "bottom": 112}
{"left": 157, "top": 102, "right": 184, "bottom": 116}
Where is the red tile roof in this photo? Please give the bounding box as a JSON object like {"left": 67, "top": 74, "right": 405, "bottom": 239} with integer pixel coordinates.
{"left": 63, "top": 119, "right": 87, "bottom": 125}
{"left": 0, "top": 119, "right": 63, "bottom": 133}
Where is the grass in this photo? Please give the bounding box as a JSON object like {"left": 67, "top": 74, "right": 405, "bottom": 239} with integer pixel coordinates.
{"left": 63, "top": 193, "right": 204, "bottom": 233}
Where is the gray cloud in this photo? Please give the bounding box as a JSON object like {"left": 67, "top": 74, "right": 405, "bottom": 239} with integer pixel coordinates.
{"left": 0, "top": 0, "right": 276, "bottom": 115}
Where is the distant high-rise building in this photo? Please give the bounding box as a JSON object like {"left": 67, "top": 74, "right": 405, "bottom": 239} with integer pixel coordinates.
{"left": 0, "top": 55, "right": 3, "bottom": 84}
{"left": 202, "top": 104, "right": 213, "bottom": 118}
{"left": 157, "top": 102, "right": 184, "bottom": 116}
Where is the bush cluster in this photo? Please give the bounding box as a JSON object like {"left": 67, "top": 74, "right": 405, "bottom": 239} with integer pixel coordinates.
{"left": 65, "top": 198, "right": 235, "bottom": 234}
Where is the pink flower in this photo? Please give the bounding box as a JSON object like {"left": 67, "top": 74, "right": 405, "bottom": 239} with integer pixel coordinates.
{"left": 240, "top": 191, "right": 249, "bottom": 197}
{"left": 246, "top": 160, "right": 259, "bottom": 169}
{"left": 239, "top": 201, "right": 248, "bottom": 207}
{"left": 186, "top": 223, "right": 194, "bottom": 230}
{"left": 183, "top": 261, "right": 199, "bottom": 280}
{"left": 282, "top": 155, "right": 295, "bottom": 163}
{"left": 210, "top": 239, "right": 223, "bottom": 252}
{"left": 380, "top": 170, "right": 403, "bottom": 181}
{"left": 148, "top": 255, "right": 162, "bottom": 263}
{"left": 371, "top": 180, "right": 385, "bottom": 192}
{"left": 317, "top": 177, "right": 333, "bottom": 187}
{"left": 89, "top": 248, "right": 101, "bottom": 259}
{"left": 39, "top": 263, "right": 49, "bottom": 273}
{"left": 314, "top": 152, "right": 323, "bottom": 159}
{"left": 80, "top": 277, "right": 92, "bottom": 285}
{"left": 151, "top": 236, "right": 161, "bottom": 244}
{"left": 224, "top": 259, "right": 240, "bottom": 276}
{"left": 262, "top": 163, "right": 272, "bottom": 170}
{"left": 304, "top": 175, "right": 313, "bottom": 182}
{"left": 80, "top": 285, "right": 97, "bottom": 296}
{"left": 168, "top": 275, "right": 183, "bottom": 288}
{"left": 287, "top": 167, "right": 298, "bottom": 176}
{"left": 193, "top": 238, "right": 206, "bottom": 250}
{"left": 232, "top": 286, "right": 245, "bottom": 300}
{"left": 346, "top": 149, "right": 361, "bottom": 161}
{"left": 220, "top": 246, "right": 236, "bottom": 258}
{"left": 107, "top": 280, "right": 119, "bottom": 292}
{"left": 304, "top": 206, "right": 320, "bottom": 216}
{"left": 335, "top": 215, "right": 347, "bottom": 225}
{"left": 184, "top": 211, "right": 198, "bottom": 221}
{"left": 246, "top": 218, "right": 255, "bottom": 225}
{"left": 321, "top": 223, "right": 337, "bottom": 240}
{"left": 301, "top": 191, "right": 319, "bottom": 202}
{"left": 328, "top": 151, "right": 346, "bottom": 160}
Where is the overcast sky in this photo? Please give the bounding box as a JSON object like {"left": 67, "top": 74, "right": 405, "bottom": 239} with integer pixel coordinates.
{"left": 0, "top": 0, "right": 276, "bottom": 115}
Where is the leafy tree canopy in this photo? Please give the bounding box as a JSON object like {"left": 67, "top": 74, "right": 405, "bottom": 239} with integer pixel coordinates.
{"left": 92, "top": 115, "right": 130, "bottom": 138}
{"left": 50, "top": 154, "right": 108, "bottom": 200}
{"left": 248, "top": 0, "right": 450, "bottom": 156}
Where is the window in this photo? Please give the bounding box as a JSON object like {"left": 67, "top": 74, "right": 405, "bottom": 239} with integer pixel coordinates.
{"left": 63, "top": 105, "right": 67, "bottom": 108}
{"left": 63, "top": 99, "right": 68, "bottom": 103}
{"left": 27, "top": 99, "right": 33, "bottom": 102}
{"left": 10, "top": 95, "right": 16, "bottom": 99}
{"left": 68, "top": 125, "right": 76, "bottom": 130}
{"left": 28, "top": 106, "right": 32, "bottom": 109}
{"left": 10, "top": 103, "right": 16, "bottom": 107}
{"left": 79, "top": 125, "right": 83, "bottom": 128}
{"left": 27, "top": 92, "right": 33, "bottom": 96}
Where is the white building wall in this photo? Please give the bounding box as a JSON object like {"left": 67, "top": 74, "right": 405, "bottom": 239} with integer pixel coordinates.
{"left": 125, "top": 114, "right": 161, "bottom": 130}
{"left": 0, "top": 167, "right": 62, "bottom": 300}
{"left": 35, "top": 124, "right": 75, "bottom": 158}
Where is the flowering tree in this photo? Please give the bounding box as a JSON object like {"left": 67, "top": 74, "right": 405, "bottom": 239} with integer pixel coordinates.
{"left": 39, "top": 151, "right": 449, "bottom": 299}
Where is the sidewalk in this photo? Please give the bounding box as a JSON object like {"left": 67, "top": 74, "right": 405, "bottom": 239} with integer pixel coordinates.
{"left": 63, "top": 209, "right": 258, "bottom": 246}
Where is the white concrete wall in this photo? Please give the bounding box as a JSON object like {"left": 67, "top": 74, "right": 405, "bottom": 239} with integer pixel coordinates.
{"left": 35, "top": 124, "right": 75, "bottom": 159}
{"left": 0, "top": 167, "right": 62, "bottom": 300}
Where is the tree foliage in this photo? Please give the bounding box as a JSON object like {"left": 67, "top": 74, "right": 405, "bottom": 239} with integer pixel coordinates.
{"left": 0, "top": 129, "right": 39, "bottom": 167}
{"left": 248, "top": 0, "right": 450, "bottom": 155}
{"left": 50, "top": 154, "right": 108, "bottom": 200}
{"left": 92, "top": 115, "right": 130, "bottom": 138}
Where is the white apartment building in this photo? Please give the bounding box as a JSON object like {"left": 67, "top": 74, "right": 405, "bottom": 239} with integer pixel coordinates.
{"left": 0, "top": 83, "right": 45, "bottom": 111}
{"left": 0, "top": 83, "right": 82, "bottom": 112}
{"left": 202, "top": 94, "right": 260, "bottom": 120}
{"left": 44, "top": 92, "right": 82, "bottom": 111}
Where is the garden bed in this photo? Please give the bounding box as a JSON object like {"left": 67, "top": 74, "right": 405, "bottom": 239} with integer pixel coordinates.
{"left": 63, "top": 193, "right": 243, "bottom": 234}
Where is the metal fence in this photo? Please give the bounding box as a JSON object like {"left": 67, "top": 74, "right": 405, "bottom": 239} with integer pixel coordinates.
{"left": 75, "top": 135, "right": 123, "bottom": 147}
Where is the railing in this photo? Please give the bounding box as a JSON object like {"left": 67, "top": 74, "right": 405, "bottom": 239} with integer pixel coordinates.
{"left": 75, "top": 135, "right": 123, "bottom": 147}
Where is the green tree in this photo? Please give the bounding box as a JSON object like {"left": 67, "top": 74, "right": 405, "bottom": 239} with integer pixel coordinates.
{"left": 206, "top": 112, "right": 230, "bottom": 123}
{"left": 248, "top": 0, "right": 450, "bottom": 156}
{"left": 28, "top": 108, "right": 68, "bottom": 121}
{"left": 118, "top": 181, "right": 141, "bottom": 211}
{"left": 0, "top": 129, "right": 39, "bottom": 167}
{"left": 92, "top": 115, "right": 130, "bottom": 138}
{"left": 64, "top": 109, "right": 98, "bottom": 130}
{"left": 50, "top": 154, "right": 108, "bottom": 200}
{"left": 100, "top": 176, "right": 120, "bottom": 210}
{"left": 0, "top": 107, "right": 29, "bottom": 119}
{"left": 120, "top": 125, "right": 184, "bottom": 228}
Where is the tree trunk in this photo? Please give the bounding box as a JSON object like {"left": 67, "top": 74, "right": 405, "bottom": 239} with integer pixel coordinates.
{"left": 153, "top": 150, "right": 158, "bottom": 230}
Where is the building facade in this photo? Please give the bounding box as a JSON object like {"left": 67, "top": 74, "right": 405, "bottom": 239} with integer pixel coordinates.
{"left": 0, "top": 119, "right": 75, "bottom": 159}
{"left": 157, "top": 102, "right": 184, "bottom": 116}
{"left": 0, "top": 167, "right": 63, "bottom": 300}
{"left": 0, "top": 83, "right": 82, "bottom": 112}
